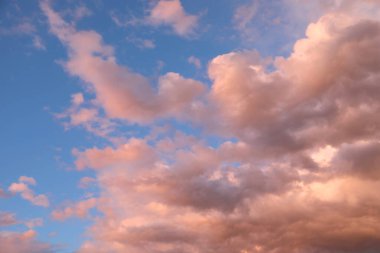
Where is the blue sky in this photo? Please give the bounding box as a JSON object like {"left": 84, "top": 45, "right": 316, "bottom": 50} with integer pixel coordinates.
{"left": 1, "top": 1, "right": 380, "bottom": 253}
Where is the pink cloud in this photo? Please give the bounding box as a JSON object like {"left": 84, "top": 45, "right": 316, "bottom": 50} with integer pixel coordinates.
{"left": 41, "top": 1, "right": 205, "bottom": 124}
{"left": 74, "top": 138, "right": 156, "bottom": 170}
{"left": 0, "top": 230, "right": 54, "bottom": 253}
{"left": 52, "top": 198, "right": 97, "bottom": 221}
{"left": 25, "top": 218, "right": 44, "bottom": 229}
{"left": 8, "top": 176, "right": 49, "bottom": 207}
{"left": 78, "top": 177, "right": 97, "bottom": 189}
{"left": 0, "top": 212, "right": 18, "bottom": 227}
{"left": 0, "top": 187, "right": 8, "bottom": 198}
{"left": 187, "top": 55, "right": 201, "bottom": 69}
{"left": 148, "top": 0, "right": 198, "bottom": 36}
{"left": 39, "top": 0, "right": 380, "bottom": 252}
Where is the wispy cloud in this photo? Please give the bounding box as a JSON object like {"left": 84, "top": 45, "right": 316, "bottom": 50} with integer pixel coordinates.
{"left": 0, "top": 212, "right": 18, "bottom": 227}
{"left": 187, "top": 55, "right": 202, "bottom": 69}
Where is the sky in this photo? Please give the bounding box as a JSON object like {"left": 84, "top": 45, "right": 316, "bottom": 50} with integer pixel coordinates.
{"left": 1, "top": 0, "right": 380, "bottom": 252}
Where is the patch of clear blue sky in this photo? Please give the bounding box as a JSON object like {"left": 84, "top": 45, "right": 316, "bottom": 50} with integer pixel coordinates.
{"left": 0, "top": 0, "right": 311, "bottom": 252}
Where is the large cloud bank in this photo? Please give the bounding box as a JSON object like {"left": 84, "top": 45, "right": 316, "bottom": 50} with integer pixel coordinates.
{"left": 39, "top": 0, "right": 380, "bottom": 252}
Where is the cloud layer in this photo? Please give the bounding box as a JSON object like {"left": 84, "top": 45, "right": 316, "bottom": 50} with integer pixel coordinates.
{"left": 37, "top": 0, "right": 380, "bottom": 252}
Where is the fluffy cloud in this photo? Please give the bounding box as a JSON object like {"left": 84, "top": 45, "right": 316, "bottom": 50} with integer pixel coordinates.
{"left": 207, "top": 10, "right": 380, "bottom": 157}
{"left": 147, "top": 0, "right": 198, "bottom": 36}
{"left": 8, "top": 176, "right": 49, "bottom": 207}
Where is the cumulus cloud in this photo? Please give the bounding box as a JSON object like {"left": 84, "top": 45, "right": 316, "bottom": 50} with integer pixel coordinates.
{"left": 8, "top": 176, "right": 49, "bottom": 207}
{"left": 40, "top": 0, "right": 380, "bottom": 252}
{"left": 147, "top": 0, "right": 198, "bottom": 36}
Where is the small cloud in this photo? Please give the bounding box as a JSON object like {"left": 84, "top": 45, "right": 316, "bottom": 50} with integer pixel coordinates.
{"left": 25, "top": 218, "right": 43, "bottom": 229}
{"left": 51, "top": 198, "right": 97, "bottom": 221}
{"left": 8, "top": 176, "right": 49, "bottom": 207}
{"left": 73, "top": 5, "right": 92, "bottom": 21}
{"left": 126, "top": 36, "right": 156, "bottom": 49}
{"left": 0, "top": 22, "right": 35, "bottom": 36}
{"left": 147, "top": 0, "right": 199, "bottom": 37}
{"left": 55, "top": 93, "right": 117, "bottom": 139}
{"left": 0, "top": 187, "right": 8, "bottom": 198}
{"left": 0, "top": 22, "right": 46, "bottom": 51}
{"left": 233, "top": 0, "right": 259, "bottom": 31}
{"left": 78, "top": 177, "right": 97, "bottom": 189}
{"left": 110, "top": 11, "right": 141, "bottom": 28}
{"left": 19, "top": 176, "right": 36, "bottom": 186}
{"left": 141, "top": 39, "right": 156, "bottom": 49}
{"left": 233, "top": 0, "right": 260, "bottom": 42}
{"left": 32, "top": 35, "right": 46, "bottom": 50}
{"left": 188, "top": 55, "right": 202, "bottom": 69}
{"left": 0, "top": 212, "right": 18, "bottom": 227}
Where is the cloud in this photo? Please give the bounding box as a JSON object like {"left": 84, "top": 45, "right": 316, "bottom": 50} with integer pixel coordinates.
{"left": 0, "top": 22, "right": 36, "bottom": 35}
{"left": 41, "top": 1, "right": 206, "bottom": 124}
{"left": 0, "top": 212, "right": 18, "bottom": 227}
{"left": 78, "top": 177, "right": 97, "bottom": 189}
{"left": 8, "top": 176, "right": 49, "bottom": 207}
{"left": 0, "top": 21, "right": 46, "bottom": 50}
{"left": 32, "top": 35, "right": 46, "bottom": 50}
{"left": 147, "top": 0, "right": 199, "bottom": 36}
{"left": 74, "top": 138, "right": 156, "bottom": 171}
{"left": 233, "top": 0, "right": 259, "bottom": 31}
{"left": 52, "top": 198, "right": 97, "bottom": 221}
{"left": 40, "top": 0, "right": 380, "bottom": 252}
{"left": 0, "top": 230, "right": 54, "bottom": 253}
{"left": 72, "top": 5, "right": 92, "bottom": 21}
{"left": 25, "top": 218, "right": 44, "bottom": 229}
{"left": 187, "top": 56, "right": 201, "bottom": 69}
{"left": 126, "top": 36, "right": 156, "bottom": 49}
{"left": 0, "top": 187, "right": 8, "bottom": 198}
{"left": 0, "top": 212, "right": 43, "bottom": 229}
{"left": 206, "top": 9, "right": 380, "bottom": 157}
